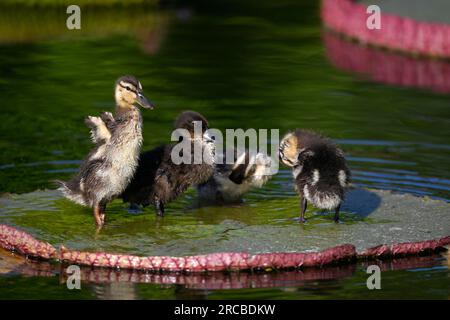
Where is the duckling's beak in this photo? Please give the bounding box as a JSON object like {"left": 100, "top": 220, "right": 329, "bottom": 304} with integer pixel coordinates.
{"left": 136, "top": 92, "right": 155, "bottom": 109}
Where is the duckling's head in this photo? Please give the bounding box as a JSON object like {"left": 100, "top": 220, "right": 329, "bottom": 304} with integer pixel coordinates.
{"left": 114, "top": 75, "right": 154, "bottom": 110}
{"left": 174, "top": 111, "right": 215, "bottom": 164}
{"left": 279, "top": 132, "right": 300, "bottom": 167}
{"left": 280, "top": 129, "right": 322, "bottom": 167}
{"left": 174, "top": 111, "right": 212, "bottom": 142}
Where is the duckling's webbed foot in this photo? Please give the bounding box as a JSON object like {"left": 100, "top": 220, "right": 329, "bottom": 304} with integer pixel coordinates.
{"left": 99, "top": 202, "right": 106, "bottom": 225}
{"left": 93, "top": 204, "right": 104, "bottom": 228}
{"left": 299, "top": 197, "right": 307, "bottom": 223}
{"left": 334, "top": 204, "right": 341, "bottom": 223}
{"left": 155, "top": 199, "right": 165, "bottom": 217}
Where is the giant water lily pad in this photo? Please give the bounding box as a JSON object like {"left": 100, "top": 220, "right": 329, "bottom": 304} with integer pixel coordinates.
{"left": 0, "top": 188, "right": 448, "bottom": 256}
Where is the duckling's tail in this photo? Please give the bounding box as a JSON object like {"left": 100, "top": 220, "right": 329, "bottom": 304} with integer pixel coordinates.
{"left": 304, "top": 184, "right": 344, "bottom": 211}
{"left": 54, "top": 179, "right": 87, "bottom": 206}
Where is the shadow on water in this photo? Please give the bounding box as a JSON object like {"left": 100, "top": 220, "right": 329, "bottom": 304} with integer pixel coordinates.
{"left": 189, "top": 187, "right": 382, "bottom": 221}
{"left": 342, "top": 188, "right": 382, "bottom": 218}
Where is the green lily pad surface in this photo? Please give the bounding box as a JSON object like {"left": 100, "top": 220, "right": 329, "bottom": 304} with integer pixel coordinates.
{"left": 1, "top": 188, "right": 448, "bottom": 256}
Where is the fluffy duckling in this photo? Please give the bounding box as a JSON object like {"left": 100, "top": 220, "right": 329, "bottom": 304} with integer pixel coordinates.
{"left": 197, "top": 149, "right": 273, "bottom": 204}
{"left": 279, "top": 129, "right": 351, "bottom": 223}
{"left": 121, "top": 111, "right": 215, "bottom": 216}
{"left": 58, "top": 75, "right": 154, "bottom": 227}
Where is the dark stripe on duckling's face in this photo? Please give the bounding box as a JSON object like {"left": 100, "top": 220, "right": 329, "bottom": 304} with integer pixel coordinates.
{"left": 118, "top": 82, "right": 139, "bottom": 95}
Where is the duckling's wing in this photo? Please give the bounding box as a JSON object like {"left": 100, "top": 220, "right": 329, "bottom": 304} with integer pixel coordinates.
{"left": 84, "top": 116, "right": 111, "bottom": 145}
{"left": 99, "top": 112, "right": 116, "bottom": 130}
{"left": 228, "top": 164, "right": 247, "bottom": 184}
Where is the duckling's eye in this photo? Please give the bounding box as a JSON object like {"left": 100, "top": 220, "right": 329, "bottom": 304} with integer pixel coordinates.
{"left": 126, "top": 86, "right": 131, "bottom": 91}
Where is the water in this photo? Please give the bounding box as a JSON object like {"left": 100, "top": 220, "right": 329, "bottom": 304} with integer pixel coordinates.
{"left": 0, "top": 252, "right": 448, "bottom": 299}
{"left": 0, "top": 1, "right": 449, "bottom": 299}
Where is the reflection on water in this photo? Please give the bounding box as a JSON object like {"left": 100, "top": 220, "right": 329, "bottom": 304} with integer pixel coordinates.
{"left": 324, "top": 32, "right": 450, "bottom": 94}
{"left": 0, "top": 248, "right": 448, "bottom": 299}
{"left": 0, "top": 4, "right": 171, "bottom": 52}
{"left": 0, "top": 0, "right": 449, "bottom": 299}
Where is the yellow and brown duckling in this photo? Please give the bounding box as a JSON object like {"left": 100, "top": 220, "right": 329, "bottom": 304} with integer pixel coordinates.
{"left": 58, "top": 75, "right": 154, "bottom": 228}
{"left": 121, "top": 110, "right": 215, "bottom": 216}
{"left": 279, "top": 129, "right": 351, "bottom": 223}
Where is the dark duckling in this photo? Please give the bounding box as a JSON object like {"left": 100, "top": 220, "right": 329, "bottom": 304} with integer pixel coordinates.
{"left": 121, "top": 111, "right": 215, "bottom": 216}
{"left": 58, "top": 75, "right": 154, "bottom": 228}
{"left": 279, "top": 129, "right": 351, "bottom": 223}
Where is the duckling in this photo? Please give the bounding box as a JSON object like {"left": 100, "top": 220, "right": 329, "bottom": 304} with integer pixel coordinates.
{"left": 121, "top": 111, "right": 215, "bottom": 216}
{"left": 279, "top": 129, "right": 351, "bottom": 223}
{"left": 57, "top": 75, "right": 154, "bottom": 228}
{"left": 197, "top": 149, "right": 273, "bottom": 204}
